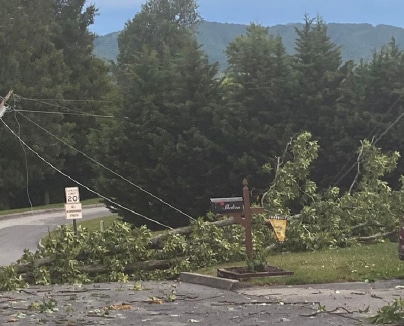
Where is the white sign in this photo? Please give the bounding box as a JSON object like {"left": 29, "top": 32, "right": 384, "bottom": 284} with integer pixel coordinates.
{"left": 65, "top": 187, "right": 80, "bottom": 203}
{"left": 65, "top": 203, "right": 83, "bottom": 220}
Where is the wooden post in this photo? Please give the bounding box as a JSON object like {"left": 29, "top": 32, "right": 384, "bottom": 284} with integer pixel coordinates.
{"left": 73, "top": 219, "right": 78, "bottom": 235}
{"left": 218, "top": 179, "right": 264, "bottom": 260}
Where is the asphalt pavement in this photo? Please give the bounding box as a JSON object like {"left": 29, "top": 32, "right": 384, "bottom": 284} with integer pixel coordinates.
{"left": 180, "top": 273, "right": 404, "bottom": 325}
{"left": 0, "top": 205, "right": 110, "bottom": 266}
{"left": 1, "top": 274, "right": 403, "bottom": 325}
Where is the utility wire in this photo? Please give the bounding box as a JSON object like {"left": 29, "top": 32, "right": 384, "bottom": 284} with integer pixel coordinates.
{"left": 4, "top": 95, "right": 195, "bottom": 221}
{"left": 366, "top": 96, "right": 401, "bottom": 141}
{"left": 13, "top": 110, "right": 34, "bottom": 214}
{"left": 0, "top": 118, "right": 174, "bottom": 230}
{"left": 374, "top": 110, "right": 404, "bottom": 145}
{"left": 14, "top": 94, "right": 115, "bottom": 117}
{"left": 13, "top": 109, "right": 116, "bottom": 119}
{"left": 330, "top": 97, "right": 402, "bottom": 187}
{"left": 15, "top": 110, "right": 196, "bottom": 222}
{"left": 17, "top": 97, "right": 115, "bottom": 103}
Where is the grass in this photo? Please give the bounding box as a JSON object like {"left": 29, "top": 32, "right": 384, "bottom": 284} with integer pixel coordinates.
{"left": 196, "top": 241, "right": 404, "bottom": 286}
{"left": 75, "top": 215, "right": 121, "bottom": 231}
{"left": 0, "top": 198, "right": 103, "bottom": 216}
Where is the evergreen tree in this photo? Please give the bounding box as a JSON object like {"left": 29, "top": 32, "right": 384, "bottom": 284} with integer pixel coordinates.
{"left": 351, "top": 39, "right": 404, "bottom": 187}
{"left": 223, "top": 24, "right": 294, "bottom": 193}
{"left": 0, "top": 0, "right": 71, "bottom": 208}
{"left": 47, "top": 0, "right": 116, "bottom": 202}
{"left": 95, "top": 0, "right": 228, "bottom": 228}
{"left": 0, "top": 0, "right": 115, "bottom": 208}
{"left": 291, "top": 16, "right": 354, "bottom": 188}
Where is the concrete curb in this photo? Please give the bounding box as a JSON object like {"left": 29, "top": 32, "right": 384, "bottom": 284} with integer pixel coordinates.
{"left": 179, "top": 272, "right": 239, "bottom": 291}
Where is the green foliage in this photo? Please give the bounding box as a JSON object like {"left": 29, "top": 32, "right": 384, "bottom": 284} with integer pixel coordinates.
{"left": 0, "top": 211, "right": 270, "bottom": 290}
{"left": 0, "top": 0, "right": 115, "bottom": 208}
{"left": 94, "top": 0, "right": 232, "bottom": 227}
{"left": 186, "top": 218, "right": 245, "bottom": 268}
{"left": 0, "top": 265, "right": 27, "bottom": 291}
{"left": 224, "top": 23, "right": 295, "bottom": 191}
{"left": 261, "top": 133, "right": 403, "bottom": 252}
{"left": 263, "top": 132, "right": 319, "bottom": 216}
{"left": 29, "top": 297, "right": 58, "bottom": 313}
{"left": 0, "top": 0, "right": 71, "bottom": 208}
{"left": 2, "top": 132, "right": 404, "bottom": 291}
{"left": 368, "top": 298, "right": 404, "bottom": 324}
{"left": 3, "top": 1, "right": 404, "bottom": 293}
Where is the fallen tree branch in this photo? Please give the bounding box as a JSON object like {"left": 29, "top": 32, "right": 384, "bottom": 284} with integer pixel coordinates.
{"left": 351, "top": 222, "right": 384, "bottom": 231}
{"left": 301, "top": 306, "right": 362, "bottom": 322}
{"left": 356, "top": 231, "right": 395, "bottom": 242}
{"left": 3, "top": 256, "right": 57, "bottom": 274}
{"left": 80, "top": 258, "right": 177, "bottom": 274}
{"left": 17, "top": 258, "right": 181, "bottom": 282}
{"left": 149, "top": 216, "right": 237, "bottom": 248}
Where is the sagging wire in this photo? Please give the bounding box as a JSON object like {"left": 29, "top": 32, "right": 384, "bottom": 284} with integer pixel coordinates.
{"left": 14, "top": 94, "right": 116, "bottom": 119}
{"left": 14, "top": 110, "right": 196, "bottom": 222}
{"left": 13, "top": 107, "right": 34, "bottom": 214}
{"left": 0, "top": 118, "right": 174, "bottom": 230}
{"left": 13, "top": 109, "right": 116, "bottom": 119}
{"left": 329, "top": 96, "right": 402, "bottom": 188}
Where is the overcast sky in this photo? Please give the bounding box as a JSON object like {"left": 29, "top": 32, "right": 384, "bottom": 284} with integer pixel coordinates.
{"left": 88, "top": 0, "right": 404, "bottom": 35}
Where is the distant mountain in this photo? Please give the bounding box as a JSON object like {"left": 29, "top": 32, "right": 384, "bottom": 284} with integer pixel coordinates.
{"left": 93, "top": 21, "right": 404, "bottom": 70}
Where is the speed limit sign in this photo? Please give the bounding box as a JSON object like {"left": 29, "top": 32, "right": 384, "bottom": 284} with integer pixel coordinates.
{"left": 65, "top": 187, "right": 80, "bottom": 204}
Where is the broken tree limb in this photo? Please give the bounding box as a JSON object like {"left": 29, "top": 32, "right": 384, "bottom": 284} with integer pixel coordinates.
{"left": 356, "top": 231, "right": 395, "bottom": 242}
{"left": 351, "top": 222, "right": 384, "bottom": 231}
{"left": 4, "top": 256, "right": 56, "bottom": 274}
{"left": 5, "top": 218, "right": 240, "bottom": 275}
{"left": 80, "top": 258, "right": 177, "bottom": 274}
{"left": 16, "top": 258, "right": 182, "bottom": 282}
{"left": 0, "top": 89, "right": 13, "bottom": 118}
{"left": 149, "top": 216, "right": 237, "bottom": 249}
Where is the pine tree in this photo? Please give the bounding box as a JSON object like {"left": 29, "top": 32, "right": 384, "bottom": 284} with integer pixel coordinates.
{"left": 0, "top": 0, "right": 71, "bottom": 208}
{"left": 352, "top": 38, "right": 404, "bottom": 188}
{"left": 291, "top": 15, "right": 353, "bottom": 188}
{"left": 0, "top": 0, "right": 115, "bottom": 208}
{"left": 95, "top": 0, "right": 228, "bottom": 228}
{"left": 223, "top": 24, "right": 294, "bottom": 192}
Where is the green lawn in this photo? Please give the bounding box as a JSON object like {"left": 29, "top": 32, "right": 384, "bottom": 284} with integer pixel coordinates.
{"left": 75, "top": 215, "right": 121, "bottom": 231}
{"left": 196, "top": 241, "right": 404, "bottom": 286}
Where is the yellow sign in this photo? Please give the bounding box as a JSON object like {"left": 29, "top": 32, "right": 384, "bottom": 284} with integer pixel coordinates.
{"left": 269, "top": 216, "right": 287, "bottom": 242}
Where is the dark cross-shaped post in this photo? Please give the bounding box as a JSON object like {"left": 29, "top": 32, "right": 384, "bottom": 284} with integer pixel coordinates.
{"left": 225, "top": 179, "right": 264, "bottom": 260}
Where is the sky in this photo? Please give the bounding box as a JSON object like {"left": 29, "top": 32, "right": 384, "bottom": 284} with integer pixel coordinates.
{"left": 88, "top": 0, "right": 404, "bottom": 35}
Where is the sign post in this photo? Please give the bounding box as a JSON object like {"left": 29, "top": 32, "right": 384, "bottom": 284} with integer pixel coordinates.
{"left": 212, "top": 179, "right": 294, "bottom": 280}
{"left": 211, "top": 179, "right": 264, "bottom": 260}
{"left": 65, "top": 187, "right": 82, "bottom": 234}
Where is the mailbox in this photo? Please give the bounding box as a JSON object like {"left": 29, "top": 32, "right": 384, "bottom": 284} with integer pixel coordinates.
{"left": 210, "top": 197, "right": 244, "bottom": 214}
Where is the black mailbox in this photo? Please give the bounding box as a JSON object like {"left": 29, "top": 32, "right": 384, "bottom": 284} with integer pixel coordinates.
{"left": 210, "top": 197, "right": 244, "bottom": 214}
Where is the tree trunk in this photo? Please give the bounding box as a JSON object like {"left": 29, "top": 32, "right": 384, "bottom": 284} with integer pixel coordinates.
{"left": 0, "top": 189, "right": 10, "bottom": 210}
{"left": 44, "top": 190, "right": 50, "bottom": 205}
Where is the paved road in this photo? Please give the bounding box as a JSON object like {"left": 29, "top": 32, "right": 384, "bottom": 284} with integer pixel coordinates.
{"left": 3, "top": 279, "right": 404, "bottom": 325}
{"left": 238, "top": 279, "right": 404, "bottom": 324}
{"left": 0, "top": 281, "right": 368, "bottom": 325}
{"left": 0, "top": 206, "right": 110, "bottom": 266}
